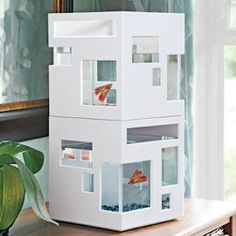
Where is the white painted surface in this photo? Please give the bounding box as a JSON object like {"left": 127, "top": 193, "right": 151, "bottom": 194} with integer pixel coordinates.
{"left": 49, "top": 12, "right": 185, "bottom": 231}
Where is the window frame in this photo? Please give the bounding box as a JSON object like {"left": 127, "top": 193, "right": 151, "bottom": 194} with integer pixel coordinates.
{"left": 0, "top": 99, "right": 49, "bottom": 141}
{"left": 194, "top": 0, "right": 236, "bottom": 200}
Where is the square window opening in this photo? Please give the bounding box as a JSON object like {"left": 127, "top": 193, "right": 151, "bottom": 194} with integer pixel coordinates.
{"left": 54, "top": 47, "right": 72, "bottom": 66}
{"left": 132, "top": 36, "right": 159, "bottom": 63}
{"left": 101, "top": 161, "right": 151, "bottom": 213}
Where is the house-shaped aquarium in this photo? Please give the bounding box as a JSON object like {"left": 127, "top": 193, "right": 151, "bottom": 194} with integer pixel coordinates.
{"left": 49, "top": 12, "right": 185, "bottom": 231}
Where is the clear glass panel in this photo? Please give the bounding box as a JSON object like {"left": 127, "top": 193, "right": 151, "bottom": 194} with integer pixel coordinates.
{"left": 162, "top": 147, "right": 178, "bottom": 186}
{"left": 61, "top": 140, "right": 93, "bottom": 168}
{"left": 54, "top": 47, "right": 72, "bottom": 65}
{"left": 224, "top": 46, "right": 236, "bottom": 199}
{"left": 83, "top": 173, "right": 94, "bottom": 192}
{"left": 101, "top": 163, "right": 120, "bottom": 212}
{"left": 0, "top": 1, "right": 53, "bottom": 104}
{"left": 82, "top": 60, "right": 117, "bottom": 106}
{"left": 162, "top": 193, "right": 171, "bottom": 210}
{"left": 122, "top": 161, "right": 150, "bottom": 212}
{"left": 167, "top": 55, "right": 179, "bottom": 100}
{"left": 132, "top": 37, "right": 159, "bottom": 63}
{"left": 230, "top": 0, "right": 236, "bottom": 29}
{"left": 153, "top": 68, "right": 161, "bottom": 86}
{"left": 127, "top": 124, "right": 178, "bottom": 144}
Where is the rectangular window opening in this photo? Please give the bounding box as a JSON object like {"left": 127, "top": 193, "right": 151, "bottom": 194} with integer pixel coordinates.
{"left": 162, "top": 147, "right": 178, "bottom": 186}
{"left": 82, "top": 60, "right": 117, "bottom": 106}
{"left": 83, "top": 173, "right": 94, "bottom": 193}
{"left": 54, "top": 47, "right": 72, "bottom": 66}
{"left": 167, "top": 55, "right": 180, "bottom": 100}
{"left": 54, "top": 20, "right": 113, "bottom": 37}
{"left": 61, "top": 140, "right": 93, "bottom": 168}
{"left": 153, "top": 67, "right": 161, "bottom": 86}
{"left": 127, "top": 124, "right": 178, "bottom": 144}
{"left": 122, "top": 161, "right": 150, "bottom": 212}
{"left": 162, "top": 193, "right": 171, "bottom": 210}
{"left": 132, "top": 36, "right": 159, "bottom": 63}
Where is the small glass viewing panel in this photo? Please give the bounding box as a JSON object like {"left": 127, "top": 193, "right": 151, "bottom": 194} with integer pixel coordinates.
{"left": 82, "top": 60, "right": 117, "bottom": 106}
{"left": 61, "top": 140, "right": 93, "bottom": 168}
{"left": 132, "top": 36, "right": 159, "bottom": 63}
{"left": 101, "top": 161, "right": 151, "bottom": 213}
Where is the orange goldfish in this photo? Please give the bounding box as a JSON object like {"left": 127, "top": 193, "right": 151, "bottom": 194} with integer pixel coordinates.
{"left": 64, "top": 149, "right": 76, "bottom": 160}
{"left": 94, "top": 83, "right": 112, "bottom": 103}
{"left": 128, "top": 169, "right": 148, "bottom": 185}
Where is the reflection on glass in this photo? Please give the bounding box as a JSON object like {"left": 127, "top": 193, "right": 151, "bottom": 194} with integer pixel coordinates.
{"left": 132, "top": 37, "right": 159, "bottom": 63}
{"left": 167, "top": 55, "right": 179, "bottom": 100}
{"left": 162, "top": 193, "right": 171, "bottom": 210}
{"left": 127, "top": 124, "right": 178, "bottom": 144}
{"left": 61, "top": 140, "right": 93, "bottom": 168}
{"left": 101, "top": 163, "right": 120, "bottom": 212}
{"left": 83, "top": 173, "right": 94, "bottom": 192}
{"left": 123, "top": 161, "right": 150, "bottom": 212}
{"left": 153, "top": 68, "right": 161, "bottom": 86}
{"left": 82, "top": 60, "right": 117, "bottom": 106}
{"left": 162, "top": 147, "right": 178, "bottom": 186}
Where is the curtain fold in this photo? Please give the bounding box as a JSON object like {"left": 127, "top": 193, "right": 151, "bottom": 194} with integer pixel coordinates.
{"left": 74, "top": 0, "right": 194, "bottom": 197}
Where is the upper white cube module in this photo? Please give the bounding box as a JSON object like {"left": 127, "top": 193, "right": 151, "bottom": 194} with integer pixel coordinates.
{"left": 49, "top": 12, "right": 185, "bottom": 231}
{"left": 48, "top": 12, "right": 184, "bottom": 120}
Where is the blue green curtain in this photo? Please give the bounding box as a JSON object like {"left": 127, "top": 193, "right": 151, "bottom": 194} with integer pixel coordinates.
{"left": 0, "top": 0, "right": 53, "bottom": 103}
{"left": 74, "top": 0, "right": 194, "bottom": 197}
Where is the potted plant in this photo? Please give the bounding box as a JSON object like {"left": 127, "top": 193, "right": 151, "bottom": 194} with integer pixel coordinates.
{"left": 0, "top": 140, "right": 58, "bottom": 236}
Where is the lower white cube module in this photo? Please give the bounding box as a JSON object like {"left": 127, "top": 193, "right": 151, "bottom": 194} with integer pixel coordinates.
{"left": 49, "top": 116, "right": 184, "bottom": 231}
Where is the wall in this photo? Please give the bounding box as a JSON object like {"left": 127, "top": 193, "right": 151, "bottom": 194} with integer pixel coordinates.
{"left": 21, "top": 137, "right": 49, "bottom": 208}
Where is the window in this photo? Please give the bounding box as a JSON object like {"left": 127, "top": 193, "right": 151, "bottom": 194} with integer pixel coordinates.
{"left": 167, "top": 55, "right": 180, "bottom": 100}
{"left": 162, "top": 193, "right": 171, "bottom": 210}
{"left": 61, "top": 140, "right": 93, "bottom": 168}
{"left": 0, "top": 1, "right": 54, "bottom": 141}
{"left": 54, "top": 47, "right": 72, "bottom": 66}
{"left": 194, "top": 0, "right": 236, "bottom": 200}
{"left": 82, "top": 60, "right": 117, "bottom": 106}
{"left": 162, "top": 147, "right": 178, "bottom": 186}
{"left": 101, "top": 161, "right": 151, "bottom": 213}
{"left": 82, "top": 173, "right": 94, "bottom": 193}
{"left": 127, "top": 124, "right": 178, "bottom": 144}
{"left": 224, "top": 46, "right": 236, "bottom": 199}
{"left": 132, "top": 37, "right": 160, "bottom": 63}
{"left": 228, "top": 0, "right": 236, "bottom": 29}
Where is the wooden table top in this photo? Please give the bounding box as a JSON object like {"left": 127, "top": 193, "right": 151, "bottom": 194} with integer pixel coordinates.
{"left": 10, "top": 199, "right": 236, "bottom": 236}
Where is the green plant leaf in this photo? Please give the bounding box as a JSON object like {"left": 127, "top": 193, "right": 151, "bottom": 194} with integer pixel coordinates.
{"left": 13, "top": 157, "right": 58, "bottom": 226}
{"left": 22, "top": 150, "right": 44, "bottom": 174}
{"left": 0, "top": 154, "right": 16, "bottom": 166}
{"left": 0, "top": 141, "right": 44, "bottom": 174}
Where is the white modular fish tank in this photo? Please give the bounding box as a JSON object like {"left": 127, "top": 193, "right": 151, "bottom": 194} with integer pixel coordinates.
{"left": 49, "top": 12, "right": 185, "bottom": 231}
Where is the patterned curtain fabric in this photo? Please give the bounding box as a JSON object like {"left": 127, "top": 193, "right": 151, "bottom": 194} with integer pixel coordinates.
{"left": 0, "top": 0, "right": 53, "bottom": 103}
{"left": 74, "top": 0, "right": 194, "bottom": 197}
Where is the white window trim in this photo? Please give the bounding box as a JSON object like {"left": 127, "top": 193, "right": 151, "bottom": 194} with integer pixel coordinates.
{"left": 193, "top": 0, "right": 236, "bottom": 200}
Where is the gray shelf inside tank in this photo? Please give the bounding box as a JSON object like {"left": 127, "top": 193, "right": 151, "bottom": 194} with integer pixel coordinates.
{"left": 127, "top": 133, "right": 177, "bottom": 144}
{"left": 62, "top": 140, "right": 92, "bottom": 150}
